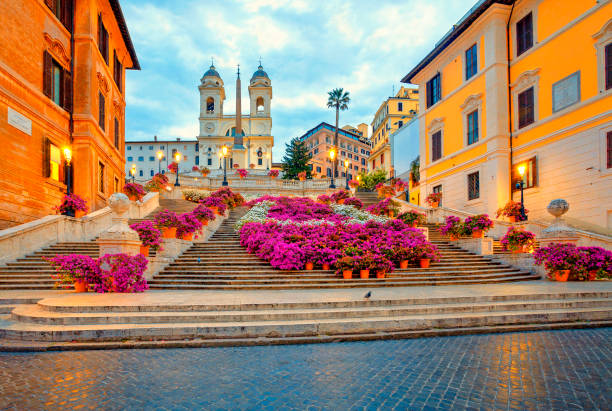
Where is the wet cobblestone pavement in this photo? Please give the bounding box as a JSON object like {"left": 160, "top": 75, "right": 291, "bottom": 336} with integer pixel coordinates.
{"left": 0, "top": 328, "right": 610, "bottom": 410}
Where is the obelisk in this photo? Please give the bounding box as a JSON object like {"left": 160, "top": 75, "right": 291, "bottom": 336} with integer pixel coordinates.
{"left": 234, "top": 65, "right": 244, "bottom": 149}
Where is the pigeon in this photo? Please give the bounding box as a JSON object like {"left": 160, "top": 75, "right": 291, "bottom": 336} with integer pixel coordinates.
{"left": 364, "top": 291, "right": 371, "bottom": 299}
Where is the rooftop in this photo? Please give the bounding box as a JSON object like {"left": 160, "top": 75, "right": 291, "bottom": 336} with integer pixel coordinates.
{"left": 298, "top": 122, "right": 371, "bottom": 146}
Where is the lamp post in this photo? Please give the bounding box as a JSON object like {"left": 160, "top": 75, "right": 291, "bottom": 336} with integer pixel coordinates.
{"left": 174, "top": 152, "right": 181, "bottom": 187}
{"left": 344, "top": 159, "right": 349, "bottom": 190}
{"left": 222, "top": 145, "right": 228, "bottom": 186}
{"left": 156, "top": 151, "right": 163, "bottom": 175}
{"left": 63, "top": 147, "right": 72, "bottom": 196}
{"left": 329, "top": 148, "right": 336, "bottom": 189}
{"left": 130, "top": 164, "right": 136, "bottom": 183}
{"left": 266, "top": 152, "right": 271, "bottom": 170}
{"left": 516, "top": 164, "right": 527, "bottom": 221}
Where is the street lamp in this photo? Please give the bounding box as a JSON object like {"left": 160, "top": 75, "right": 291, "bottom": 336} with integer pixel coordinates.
{"left": 221, "top": 145, "right": 228, "bottom": 186}
{"left": 174, "top": 152, "right": 181, "bottom": 187}
{"left": 63, "top": 147, "right": 72, "bottom": 196}
{"left": 156, "top": 151, "right": 163, "bottom": 174}
{"left": 329, "top": 148, "right": 336, "bottom": 189}
{"left": 266, "top": 152, "right": 271, "bottom": 170}
{"left": 344, "top": 159, "right": 349, "bottom": 190}
{"left": 130, "top": 164, "right": 136, "bottom": 183}
{"left": 516, "top": 164, "right": 527, "bottom": 221}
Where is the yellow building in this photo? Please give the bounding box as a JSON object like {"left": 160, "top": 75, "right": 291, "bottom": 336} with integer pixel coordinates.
{"left": 368, "top": 86, "right": 419, "bottom": 176}
{"left": 402, "top": 0, "right": 612, "bottom": 230}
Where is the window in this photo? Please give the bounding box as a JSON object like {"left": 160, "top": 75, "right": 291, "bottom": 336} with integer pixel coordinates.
{"left": 606, "top": 44, "right": 612, "bottom": 90}
{"left": 48, "top": 143, "right": 61, "bottom": 181}
{"left": 467, "top": 172, "right": 480, "bottom": 200}
{"left": 127, "top": 146, "right": 131, "bottom": 151}
{"left": 98, "top": 161, "right": 105, "bottom": 193}
{"left": 398, "top": 102, "right": 403, "bottom": 111}
{"left": 207, "top": 158, "right": 212, "bottom": 166}
{"left": 138, "top": 156, "right": 144, "bottom": 161}
{"left": 114, "top": 118, "right": 120, "bottom": 149}
{"left": 139, "top": 170, "right": 143, "bottom": 177}
{"left": 140, "top": 146, "right": 143, "bottom": 150}
{"left": 43, "top": 52, "right": 72, "bottom": 111}
{"left": 518, "top": 87, "right": 535, "bottom": 128}
{"left": 512, "top": 156, "right": 538, "bottom": 190}
{"left": 465, "top": 43, "right": 477, "bottom": 80}
{"left": 327, "top": 168, "right": 332, "bottom": 177}
{"left": 361, "top": 158, "right": 366, "bottom": 165}
{"left": 148, "top": 145, "right": 153, "bottom": 150}
{"left": 606, "top": 131, "right": 612, "bottom": 169}
{"left": 258, "top": 158, "right": 262, "bottom": 166}
{"left": 348, "top": 153, "right": 352, "bottom": 159}
{"left": 150, "top": 170, "right": 154, "bottom": 177}
{"left": 160, "top": 145, "right": 165, "bottom": 150}
{"left": 114, "top": 176, "right": 119, "bottom": 193}
{"left": 97, "top": 14, "right": 109, "bottom": 64}
{"left": 195, "top": 156, "right": 200, "bottom": 165}
{"left": 426, "top": 73, "right": 441, "bottom": 108}
{"left": 98, "top": 92, "right": 105, "bottom": 131}
{"left": 149, "top": 156, "right": 154, "bottom": 161}
{"left": 516, "top": 13, "right": 533, "bottom": 56}
{"left": 127, "top": 156, "right": 133, "bottom": 162}
{"left": 467, "top": 110, "right": 479, "bottom": 145}
{"left": 341, "top": 151, "right": 346, "bottom": 157}
{"left": 431, "top": 131, "right": 442, "bottom": 161}
{"left": 45, "top": 0, "right": 72, "bottom": 30}
{"left": 113, "top": 51, "right": 122, "bottom": 92}
{"left": 372, "top": 159, "right": 376, "bottom": 169}
{"left": 380, "top": 153, "right": 384, "bottom": 164}
{"left": 433, "top": 184, "right": 442, "bottom": 206}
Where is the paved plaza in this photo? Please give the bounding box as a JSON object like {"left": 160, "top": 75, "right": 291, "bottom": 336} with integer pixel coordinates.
{"left": 0, "top": 327, "right": 610, "bottom": 410}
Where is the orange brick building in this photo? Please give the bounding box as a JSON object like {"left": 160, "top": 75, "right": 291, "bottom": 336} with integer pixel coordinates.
{"left": 0, "top": 0, "right": 139, "bottom": 229}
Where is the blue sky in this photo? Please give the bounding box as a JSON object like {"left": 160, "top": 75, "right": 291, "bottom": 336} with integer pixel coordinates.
{"left": 123, "top": 0, "right": 475, "bottom": 158}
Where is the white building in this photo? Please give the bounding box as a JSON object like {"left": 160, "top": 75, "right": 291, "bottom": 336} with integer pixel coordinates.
{"left": 125, "top": 137, "right": 199, "bottom": 182}
{"left": 391, "top": 117, "right": 420, "bottom": 180}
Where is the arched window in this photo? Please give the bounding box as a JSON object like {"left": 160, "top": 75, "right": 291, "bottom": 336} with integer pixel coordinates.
{"left": 225, "top": 127, "right": 245, "bottom": 136}
{"left": 257, "top": 148, "right": 263, "bottom": 166}
{"left": 256, "top": 97, "right": 264, "bottom": 113}
{"left": 206, "top": 97, "right": 214, "bottom": 113}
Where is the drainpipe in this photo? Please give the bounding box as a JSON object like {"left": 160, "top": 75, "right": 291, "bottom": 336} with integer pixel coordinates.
{"left": 506, "top": 1, "right": 516, "bottom": 198}
{"left": 69, "top": 0, "right": 75, "bottom": 193}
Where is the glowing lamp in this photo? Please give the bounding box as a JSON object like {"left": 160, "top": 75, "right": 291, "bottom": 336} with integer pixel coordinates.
{"left": 518, "top": 164, "right": 526, "bottom": 177}
{"left": 175, "top": 152, "right": 182, "bottom": 162}
{"left": 222, "top": 145, "right": 228, "bottom": 156}
{"left": 157, "top": 151, "right": 163, "bottom": 160}
{"left": 63, "top": 148, "right": 72, "bottom": 165}
{"left": 329, "top": 149, "right": 336, "bottom": 161}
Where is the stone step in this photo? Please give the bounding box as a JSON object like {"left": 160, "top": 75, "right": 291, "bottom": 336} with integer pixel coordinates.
{"left": 11, "top": 298, "right": 610, "bottom": 326}
{"left": 2, "top": 304, "right": 606, "bottom": 342}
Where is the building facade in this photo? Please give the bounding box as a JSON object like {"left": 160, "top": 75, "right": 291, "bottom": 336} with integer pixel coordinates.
{"left": 403, "top": 0, "right": 612, "bottom": 230}
{"left": 125, "top": 137, "right": 198, "bottom": 182}
{"left": 368, "top": 86, "right": 419, "bottom": 176}
{"left": 299, "top": 122, "right": 371, "bottom": 180}
{"left": 196, "top": 64, "right": 274, "bottom": 174}
{"left": 0, "top": 0, "right": 138, "bottom": 229}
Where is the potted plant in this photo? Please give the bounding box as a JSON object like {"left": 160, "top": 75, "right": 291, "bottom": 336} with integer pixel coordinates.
{"left": 343, "top": 197, "right": 363, "bottom": 209}
{"left": 95, "top": 253, "right": 148, "bottom": 293}
{"left": 202, "top": 196, "right": 227, "bottom": 215}
{"left": 46, "top": 254, "right": 100, "bottom": 292}
{"left": 393, "top": 179, "right": 408, "bottom": 194}
{"left": 348, "top": 179, "right": 359, "bottom": 190}
{"left": 335, "top": 256, "right": 354, "bottom": 279}
{"left": 233, "top": 163, "right": 240, "bottom": 169}
{"left": 365, "top": 198, "right": 400, "bottom": 217}
{"left": 496, "top": 201, "right": 528, "bottom": 222}
{"left": 425, "top": 192, "right": 442, "bottom": 208}
{"left": 123, "top": 182, "right": 146, "bottom": 202}
{"left": 177, "top": 212, "right": 203, "bottom": 240}
{"left": 392, "top": 246, "right": 413, "bottom": 269}
{"left": 330, "top": 190, "right": 350, "bottom": 204}
{"left": 268, "top": 169, "right": 279, "bottom": 178}
{"left": 317, "top": 194, "right": 331, "bottom": 204}
{"left": 249, "top": 163, "right": 255, "bottom": 169}
{"left": 192, "top": 166, "right": 200, "bottom": 172}
{"left": 56, "top": 193, "right": 89, "bottom": 218}
{"left": 297, "top": 171, "right": 307, "bottom": 181}
{"left": 397, "top": 211, "right": 426, "bottom": 228}
{"left": 534, "top": 243, "right": 581, "bottom": 281}
{"left": 439, "top": 216, "right": 463, "bottom": 240}
{"left": 580, "top": 246, "right": 612, "bottom": 280}
{"left": 372, "top": 256, "right": 394, "bottom": 278}
{"left": 192, "top": 204, "right": 215, "bottom": 226}
{"left": 418, "top": 243, "right": 440, "bottom": 268}
{"left": 376, "top": 184, "right": 396, "bottom": 199}
{"left": 168, "top": 162, "right": 178, "bottom": 174}
{"left": 237, "top": 168, "right": 248, "bottom": 178}
{"left": 154, "top": 209, "right": 180, "bottom": 238}
{"left": 463, "top": 214, "right": 494, "bottom": 238}
{"left": 500, "top": 227, "right": 535, "bottom": 253}
{"left": 129, "top": 220, "right": 162, "bottom": 257}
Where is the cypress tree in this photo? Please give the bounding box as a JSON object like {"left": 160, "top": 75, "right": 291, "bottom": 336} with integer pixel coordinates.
{"left": 281, "top": 137, "right": 312, "bottom": 179}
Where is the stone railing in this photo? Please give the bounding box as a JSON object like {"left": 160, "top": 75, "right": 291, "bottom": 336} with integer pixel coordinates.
{"left": 0, "top": 192, "right": 159, "bottom": 266}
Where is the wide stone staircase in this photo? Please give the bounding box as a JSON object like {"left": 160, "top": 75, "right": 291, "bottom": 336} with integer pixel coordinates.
{"left": 148, "top": 210, "right": 539, "bottom": 290}
{"left": 355, "top": 191, "right": 380, "bottom": 207}
{"left": 0, "top": 199, "right": 197, "bottom": 290}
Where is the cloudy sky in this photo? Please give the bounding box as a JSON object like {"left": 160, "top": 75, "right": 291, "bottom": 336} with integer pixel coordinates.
{"left": 123, "top": 0, "right": 475, "bottom": 157}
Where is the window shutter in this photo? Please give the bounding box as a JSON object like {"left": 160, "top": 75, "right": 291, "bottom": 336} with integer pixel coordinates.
{"left": 42, "top": 138, "right": 50, "bottom": 178}
{"left": 63, "top": 70, "right": 72, "bottom": 111}
{"left": 44, "top": 0, "right": 54, "bottom": 9}
{"left": 43, "top": 51, "right": 52, "bottom": 98}
{"left": 97, "top": 14, "right": 102, "bottom": 47}
{"left": 62, "top": 0, "right": 73, "bottom": 32}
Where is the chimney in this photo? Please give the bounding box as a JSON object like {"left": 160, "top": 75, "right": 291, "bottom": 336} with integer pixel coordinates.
{"left": 154, "top": 135, "right": 157, "bottom": 141}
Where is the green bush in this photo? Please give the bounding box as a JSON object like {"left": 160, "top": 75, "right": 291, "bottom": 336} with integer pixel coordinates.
{"left": 357, "top": 169, "right": 387, "bottom": 191}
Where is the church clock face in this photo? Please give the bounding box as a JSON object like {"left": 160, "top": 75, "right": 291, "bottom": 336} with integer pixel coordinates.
{"left": 205, "top": 122, "right": 215, "bottom": 133}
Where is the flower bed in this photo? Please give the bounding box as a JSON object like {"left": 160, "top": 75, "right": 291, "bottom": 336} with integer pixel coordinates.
{"left": 236, "top": 195, "right": 438, "bottom": 275}
{"left": 366, "top": 198, "right": 400, "bottom": 217}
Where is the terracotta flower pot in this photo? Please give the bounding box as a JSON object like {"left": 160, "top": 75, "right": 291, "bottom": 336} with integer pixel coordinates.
{"left": 410, "top": 222, "right": 417, "bottom": 228}
{"left": 210, "top": 206, "right": 219, "bottom": 215}
{"left": 342, "top": 269, "right": 352, "bottom": 279}
{"left": 128, "top": 194, "right": 137, "bottom": 201}
{"left": 74, "top": 280, "right": 87, "bottom": 293}
{"left": 200, "top": 219, "right": 209, "bottom": 226}
{"left": 183, "top": 233, "right": 194, "bottom": 241}
{"left": 554, "top": 270, "right": 570, "bottom": 281}
{"left": 511, "top": 245, "right": 525, "bottom": 254}
{"left": 399, "top": 260, "right": 409, "bottom": 269}
{"left": 305, "top": 262, "right": 314, "bottom": 270}
{"left": 338, "top": 199, "right": 345, "bottom": 204}
{"left": 419, "top": 259, "right": 431, "bottom": 268}
{"left": 449, "top": 235, "right": 458, "bottom": 241}
{"left": 388, "top": 211, "right": 394, "bottom": 218}
{"left": 162, "top": 227, "right": 177, "bottom": 239}
{"left": 140, "top": 245, "right": 150, "bottom": 257}
{"left": 508, "top": 215, "right": 517, "bottom": 223}
{"left": 322, "top": 263, "right": 331, "bottom": 270}
{"left": 385, "top": 194, "right": 392, "bottom": 199}
{"left": 75, "top": 210, "right": 86, "bottom": 218}
{"left": 430, "top": 202, "right": 439, "bottom": 208}
{"left": 376, "top": 271, "right": 386, "bottom": 279}
{"left": 359, "top": 269, "right": 370, "bottom": 279}
{"left": 587, "top": 270, "right": 598, "bottom": 281}
{"left": 472, "top": 230, "right": 483, "bottom": 238}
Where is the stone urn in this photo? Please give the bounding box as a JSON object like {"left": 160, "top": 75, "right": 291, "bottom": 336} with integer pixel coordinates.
{"left": 97, "top": 193, "right": 141, "bottom": 256}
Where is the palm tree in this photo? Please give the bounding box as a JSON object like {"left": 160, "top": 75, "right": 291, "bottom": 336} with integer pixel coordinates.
{"left": 327, "top": 88, "right": 350, "bottom": 185}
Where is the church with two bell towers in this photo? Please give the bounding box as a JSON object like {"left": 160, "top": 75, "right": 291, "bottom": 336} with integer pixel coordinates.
{"left": 197, "top": 62, "right": 274, "bottom": 172}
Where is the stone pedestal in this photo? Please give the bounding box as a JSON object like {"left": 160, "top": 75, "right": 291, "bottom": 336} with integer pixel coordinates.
{"left": 97, "top": 193, "right": 141, "bottom": 256}
{"left": 491, "top": 253, "right": 538, "bottom": 274}
{"left": 540, "top": 199, "right": 579, "bottom": 246}
{"left": 457, "top": 237, "right": 493, "bottom": 255}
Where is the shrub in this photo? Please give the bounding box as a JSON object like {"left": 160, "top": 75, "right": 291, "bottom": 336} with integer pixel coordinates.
{"left": 56, "top": 194, "right": 88, "bottom": 214}
{"left": 46, "top": 254, "right": 100, "bottom": 289}
{"left": 95, "top": 253, "right": 148, "bottom": 293}
{"left": 192, "top": 204, "right": 215, "bottom": 222}
{"left": 366, "top": 198, "right": 400, "bottom": 216}
{"left": 439, "top": 216, "right": 463, "bottom": 237}
{"left": 154, "top": 209, "right": 180, "bottom": 228}
{"left": 343, "top": 197, "right": 363, "bottom": 209}
{"left": 129, "top": 220, "right": 162, "bottom": 250}
{"left": 330, "top": 190, "right": 351, "bottom": 203}
{"left": 397, "top": 211, "right": 426, "bottom": 226}
{"left": 357, "top": 169, "right": 387, "bottom": 191}
{"left": 425, "top": 192, "right": 442, "bottom": 206}
{"left": 176, "top": 213, "right": 203, "bottom": 238}
{"left": 123, "top": 182, "right": 146, "bottom": 201}
{"left": 500, "top": 227, "right": 535, "bottom": 252}
{"left": 496, "top": 201, "right": 528, "bottom": 220}
{"left": 317, "top": 194, "right": 331, "bottom": 204}
{"left": 463, "top": 214, "right": 494, "bottom": 234}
